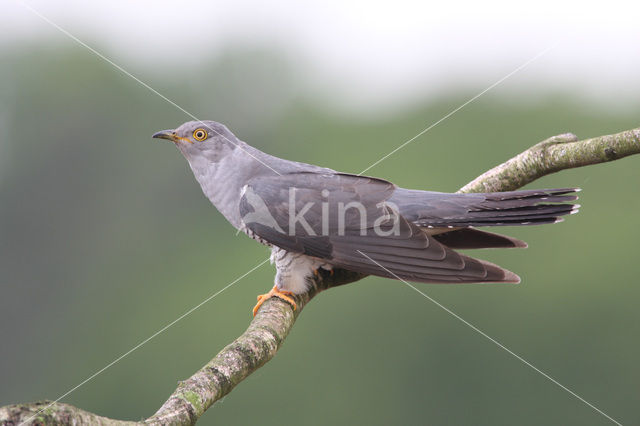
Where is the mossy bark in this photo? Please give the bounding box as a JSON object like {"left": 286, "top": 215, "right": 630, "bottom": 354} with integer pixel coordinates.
{"left": 2, "top": 127, "right": 639, "bottom": 425}
{"left": 459, "top": 128, "right": 640, "bottom": 193}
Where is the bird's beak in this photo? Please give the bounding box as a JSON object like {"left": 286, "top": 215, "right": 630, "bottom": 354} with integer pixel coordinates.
{"left": 152, "top": 129, "right": 178, "bottom": 142}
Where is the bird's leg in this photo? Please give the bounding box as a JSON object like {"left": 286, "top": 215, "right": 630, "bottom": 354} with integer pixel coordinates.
{"left": 252, "top": 285, "right": 297, "bottom": 316}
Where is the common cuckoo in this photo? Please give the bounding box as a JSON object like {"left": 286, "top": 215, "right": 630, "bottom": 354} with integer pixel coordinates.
{"left": 153, "top": 121, "right": 579, "bottom": 315}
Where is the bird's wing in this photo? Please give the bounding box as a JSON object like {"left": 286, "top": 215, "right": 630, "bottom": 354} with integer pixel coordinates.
{"left": 240, "top": 172, "right": 517, "bottom": 283}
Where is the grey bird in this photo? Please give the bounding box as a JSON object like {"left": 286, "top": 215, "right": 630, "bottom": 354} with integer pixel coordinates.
{"left": 153, "top": 120, "right": 579, "bottom": 315}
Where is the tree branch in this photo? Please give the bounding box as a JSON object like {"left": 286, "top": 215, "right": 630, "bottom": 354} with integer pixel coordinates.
{"left": 2, "top": 126, "right": 639, "bottom": 425}
{"left": 459, "top": 128, "right": 640, "bottom": 193}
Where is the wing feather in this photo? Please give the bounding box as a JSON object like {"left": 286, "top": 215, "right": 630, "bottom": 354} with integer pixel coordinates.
{"left": 240, "top": 173, "right": 517, "bottom": 284}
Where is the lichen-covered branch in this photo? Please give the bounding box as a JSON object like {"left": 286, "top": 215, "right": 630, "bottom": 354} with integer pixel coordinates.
{"left": 0, "top": 401, "right": 138, "bottom": 426}
{"left": 2, "top": 126, "right": 639, "bottom": 425}
{"left": 144, "top": 268, "right": 365, "bottom": 426}
{"left": 459, "top": 128, "right": 640, "bottom": 193}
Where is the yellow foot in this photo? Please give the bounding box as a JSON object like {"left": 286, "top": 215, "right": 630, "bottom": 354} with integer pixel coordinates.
{"left": 252, "top": 285, "right": 297, "bottom": 316}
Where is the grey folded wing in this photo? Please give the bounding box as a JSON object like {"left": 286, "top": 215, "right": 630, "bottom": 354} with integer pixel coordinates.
{"left": 239, "top": 172, "right": 518, "bottom": 283}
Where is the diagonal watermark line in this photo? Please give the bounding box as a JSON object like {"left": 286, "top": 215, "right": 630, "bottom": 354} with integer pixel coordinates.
{"left": 358, "top": 42, "right": 560, "bottom": 176}
{"left": 13, "top": 3, "right": 279, "bottom": 423}
{"left": 356, "top": 250, "right": 623, "bottom": 426}
{"left": 14, "top": 1, "right": 609, "bottom": 423}
{"left": 14, "top": 0, "right": 281, "bottom": 176}
{"left": 19, "top": 256, "right": 272, "bottom": 426}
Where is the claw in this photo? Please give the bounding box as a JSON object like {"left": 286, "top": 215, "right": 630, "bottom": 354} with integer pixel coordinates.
{"left": 252, "top": 285, "right": 297, "bottom": 316}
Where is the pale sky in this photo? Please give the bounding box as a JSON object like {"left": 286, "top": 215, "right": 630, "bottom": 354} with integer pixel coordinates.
{"left": 3, "top": 0, "right": 640, "bottom": 109}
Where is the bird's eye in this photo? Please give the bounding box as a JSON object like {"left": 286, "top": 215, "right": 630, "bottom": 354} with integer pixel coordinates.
{"left": 193, "top": 128, "right": 208, "bottom": 141}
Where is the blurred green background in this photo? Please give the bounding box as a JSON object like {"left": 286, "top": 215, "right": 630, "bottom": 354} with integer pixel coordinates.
{"left": 1, "top": 34, "right": 639, "bottom": 426}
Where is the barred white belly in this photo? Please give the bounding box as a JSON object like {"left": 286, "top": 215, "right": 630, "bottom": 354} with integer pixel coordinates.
{"left": 271, "top": 247, "right": 332, "bottom": 294}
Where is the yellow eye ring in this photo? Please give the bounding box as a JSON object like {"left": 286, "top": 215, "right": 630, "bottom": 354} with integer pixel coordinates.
{"left": 193, "top": 128, "right": 208, "bottom": 141}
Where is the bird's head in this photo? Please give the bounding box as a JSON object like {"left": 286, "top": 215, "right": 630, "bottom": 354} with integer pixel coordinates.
{"left": 153, "top": 120, "right": 238, "bottom": 162}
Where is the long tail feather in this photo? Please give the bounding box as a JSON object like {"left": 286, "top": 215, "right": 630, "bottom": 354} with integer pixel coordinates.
{"left": 413, "top": 188, "right": 580, "bottom": 228}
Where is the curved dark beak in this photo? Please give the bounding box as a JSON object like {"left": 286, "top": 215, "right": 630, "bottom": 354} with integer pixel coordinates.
{"left": 152, "top": 129, "right": 177, "bottom": 141}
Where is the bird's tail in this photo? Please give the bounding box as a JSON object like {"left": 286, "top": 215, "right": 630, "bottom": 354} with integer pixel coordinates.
{"left": 415, "top": 188, "right": 580, "bottom": 228}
